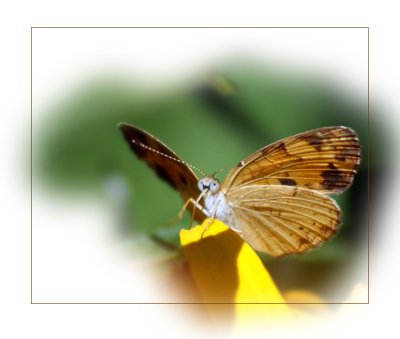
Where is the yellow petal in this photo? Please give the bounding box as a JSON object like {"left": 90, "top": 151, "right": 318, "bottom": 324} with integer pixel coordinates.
{"left": 180, "top": 219, "right": 291, "bottom": 323}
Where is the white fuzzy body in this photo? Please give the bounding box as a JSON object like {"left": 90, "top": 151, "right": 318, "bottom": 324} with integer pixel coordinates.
{"left": 203, "top": 191, "right": 234, "bottom": 227}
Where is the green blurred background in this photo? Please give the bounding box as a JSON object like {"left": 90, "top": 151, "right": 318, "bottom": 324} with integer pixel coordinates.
{"left": 35, "top": 61, "right": 381, "bottom": 301}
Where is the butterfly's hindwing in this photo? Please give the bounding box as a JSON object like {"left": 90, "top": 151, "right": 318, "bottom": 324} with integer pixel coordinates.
{"left": 227, "top": 185, "right": 341, "bottom": 256}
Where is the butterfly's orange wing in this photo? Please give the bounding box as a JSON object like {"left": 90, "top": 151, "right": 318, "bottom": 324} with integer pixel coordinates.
{"left": 222, "top": 126, "right": 361, "bottom": 194}
{"left": 228, "top": 185, "right": 341, "bottom": 256}
{"left": 119, "top": 123, "right": 204, "bottom": 220}
{"left": 222, "top": 126, "right": 361, "bottom": 256}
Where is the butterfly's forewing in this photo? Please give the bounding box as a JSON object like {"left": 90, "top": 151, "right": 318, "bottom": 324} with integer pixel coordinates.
{"left": 228, "top": 185, "right": 341, "bottom": 256}
{"left": 119, "top": 123, "right": 204, "bottom": 221}
{"left": 222, "top": 127, "right": 361, "bottom": 194}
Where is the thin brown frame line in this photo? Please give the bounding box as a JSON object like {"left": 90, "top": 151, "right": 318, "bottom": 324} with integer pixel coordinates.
{"left": 31, "top": 26, "right": 369, "bottom": 29}
{"left": 31, "top": 302, "right": 369, "bottom": 305}
{"left": 367, "top": 27, "right": 370, "bottom": 304}
{"left": 30, "top": 26, "right": 33, "bottom": 305}
{"left": 30, "top": 27, "right": 370, "bottom": 305}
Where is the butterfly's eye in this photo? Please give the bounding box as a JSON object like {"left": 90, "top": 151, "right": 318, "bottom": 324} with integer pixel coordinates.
{"left": 198, "top": 180, "right": 204, "bottom": 191}
{"left": 210, "top": 181, "right": 220, "bottom": 193}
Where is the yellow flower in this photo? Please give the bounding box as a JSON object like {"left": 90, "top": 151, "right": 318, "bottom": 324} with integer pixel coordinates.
{"left": 177, "top": 218, "right": 366, "bottom": 327}
{"left": 180, "top": 218, "right": 292, "bottom": 324}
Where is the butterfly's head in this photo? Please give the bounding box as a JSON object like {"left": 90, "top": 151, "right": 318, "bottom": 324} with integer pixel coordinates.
{"left": 198, "top": 176, "right": 221, "bottom": 194}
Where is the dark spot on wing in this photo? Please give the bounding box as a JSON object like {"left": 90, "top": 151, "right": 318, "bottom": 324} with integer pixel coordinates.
{"left": 261, "top": 141, "right": 288, "bottom": 155}
{"left": 321, "top": 167, "right": 345, "bottom": 190}
{"left": 279, "top": 178, "right": 297, "bottom": 186}
{"left": 335, "top": 154, "right": 346, "bottom": 162}
{"left": 273, "top": 141, "right": 289, "bottom": 155}
{"left": 154, "top": 164, "right": 177, "bottom": 189}
{"left": 308, "top": 135, "right": 323, "bottom": 151}
{"left": 179, "top": 173, "right": 188, "bottom": 185}
{"left": 278, "top": 141, "right": 288, "bottom": 152}
{"left": 328, "top": 162, "right": 336, "bottom": 169}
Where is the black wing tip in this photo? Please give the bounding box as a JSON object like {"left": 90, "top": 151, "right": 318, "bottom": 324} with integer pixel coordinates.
{"left": 118, "top": 123, "right": 135, "bottom": 144}
{"left": 118, "top": 123, "right": 144, "bottom": 142}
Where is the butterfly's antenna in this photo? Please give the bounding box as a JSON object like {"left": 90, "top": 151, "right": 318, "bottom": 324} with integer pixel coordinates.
{"left": 213, "top": 168, "right": 229, "bottom": 178}
{"left": 131, "top": 139, "right": 207, "bottom": 176}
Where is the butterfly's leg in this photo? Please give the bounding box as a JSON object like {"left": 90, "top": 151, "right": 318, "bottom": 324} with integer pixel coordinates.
{"left": 200, "top": 200, "right": 221, "bottom": 239}
{"left": 162, "top": 199, "right": 207, "bottom": 227}
{"left": 177, "top": 199, "right": 209, "bottom": 221}
{"left": 177, "top": 198, "right": 195, "bottom": 220}
{"left": 189, "top": 191, "right": 210, "bottom": 228}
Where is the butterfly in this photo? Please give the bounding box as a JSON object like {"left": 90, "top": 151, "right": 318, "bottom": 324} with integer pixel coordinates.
{"left": 119, "top": 123, "right": 361, "bottom": 257}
